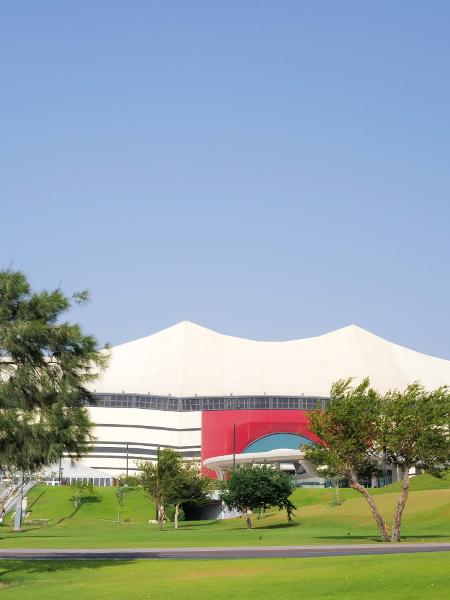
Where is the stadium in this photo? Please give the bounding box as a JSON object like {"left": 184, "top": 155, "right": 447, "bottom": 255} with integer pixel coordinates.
{"left": 76, "top": 321, "right": 450, "bottom": 487}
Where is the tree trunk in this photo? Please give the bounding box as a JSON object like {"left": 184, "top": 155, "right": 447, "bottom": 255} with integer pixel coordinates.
{"left": 245, "top": 510, "right": 252, "bottom": 529}
{"left": 348, "top": 475, "right": 389, "bottom": 542}
{"left": 174, "top": 503, "right": 180, "bottom": 529}
{"left": 157, "top": 504, "right": 165, "bottom": 530}
{"left": 334, "top": 482, "right": 340, "bottom": 506}
{"left": 391, "top": 468, "right": 410, "bottom": 543}
{"left": 13, "top": 476, "right": 24, "bottom": 532}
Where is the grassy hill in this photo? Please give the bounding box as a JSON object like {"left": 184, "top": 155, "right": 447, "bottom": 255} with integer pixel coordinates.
{"left": 23, "top": 484, "right": 155, "bottom": 525}
{"left": 1, "top": 474, "right": 449, "bottom": 548}
{"left": 291, "top": 472, "right": 450, "bottom": 507}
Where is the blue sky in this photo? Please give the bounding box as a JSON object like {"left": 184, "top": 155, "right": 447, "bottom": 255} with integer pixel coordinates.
{"left": 1, "top": 1, "right": 449, "bottom": 357}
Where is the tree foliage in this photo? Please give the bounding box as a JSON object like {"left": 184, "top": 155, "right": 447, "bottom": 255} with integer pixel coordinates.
{"left": 220, "top": 465, "right": 295, "bottom": 528}
{"left": 305, "top": 378, "right": 389, "bottom": 540}
{"left": 169, "top": 460, "right": 211, "bottom": 528}
{"left": 71, "top": 481, "right": 96, "bottom": 508}
{"left": 139, "top": 449, "right": 181, "bottom": 529}
{"left": 139, "top": 450, "right": 211, "bottom": 530}
{"left": 118, "top": 473, "right": 141, "bottom": 487}
{"left": 306, "top": 377, "right": 450, "bottom": 542}
{"left": 382, "top": 383, "right": 449, "bottom": 478}
{"left": 381, "top": 383, "right": 450, "bottom": 541}
{"left": 0, "top": 270, "right": 108, "bottom": 528}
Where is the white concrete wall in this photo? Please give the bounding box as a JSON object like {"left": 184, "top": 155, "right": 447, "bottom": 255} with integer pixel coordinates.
{"left": 80, "top": 407, "right": 202, "bottom": 476}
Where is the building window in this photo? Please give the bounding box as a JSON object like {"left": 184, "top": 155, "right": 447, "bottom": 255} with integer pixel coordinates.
{"left": 243, "top": 433, "right": 314, "bottom": 453}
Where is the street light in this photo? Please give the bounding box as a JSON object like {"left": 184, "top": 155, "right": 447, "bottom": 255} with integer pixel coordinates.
{"left": 232, "top": 422, "right": 236, "bottom": 471}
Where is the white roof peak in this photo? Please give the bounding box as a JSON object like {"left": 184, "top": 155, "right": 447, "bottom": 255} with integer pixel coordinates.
{"left": 166, "top": 320, "right": 374, "bottom": 342}
{"left": 92, "top": 321, "right": 450, "bottom": 397}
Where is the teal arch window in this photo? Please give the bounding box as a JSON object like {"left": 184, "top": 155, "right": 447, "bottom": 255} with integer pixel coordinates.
{"left": 243, "top": 433, "right": 314, "bottom": 453}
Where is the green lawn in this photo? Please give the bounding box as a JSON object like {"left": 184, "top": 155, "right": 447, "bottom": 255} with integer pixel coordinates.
{"left": 21, "top": 484, "right": 155, "bottom": 524}
{"left": 1, "top": 475, "right": 449, "bottom": 548}
{"left": 1, "top": 553, "right": 449, "bottom": 599}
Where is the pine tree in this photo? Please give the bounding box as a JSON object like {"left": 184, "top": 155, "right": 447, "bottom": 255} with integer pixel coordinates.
{"left": 0, "top": 270, "right": 108, "bottom": 529}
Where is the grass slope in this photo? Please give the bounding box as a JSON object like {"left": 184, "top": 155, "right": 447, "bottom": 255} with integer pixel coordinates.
{"left": 1, "top": 475, "right": 449, "bottom": 548}
{"left": 290, "top": 472, "right": 450, "bottom": 507}
{"left": 1, "top": 553, "right": 450, "bottom": 599}
{"left": 23, "top": 485, "right": 155, "bottom": 525}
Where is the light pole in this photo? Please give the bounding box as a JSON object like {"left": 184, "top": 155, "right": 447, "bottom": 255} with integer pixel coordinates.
{"left": 232, "top": 422, "right": 236, "bottom": 471}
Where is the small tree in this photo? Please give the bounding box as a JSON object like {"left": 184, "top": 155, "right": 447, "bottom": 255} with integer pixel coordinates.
{"left": 220, "top": 465, "right": 295, "bottom": 529}
{"left": 115, "top": 484, "right": 124, "bottom": 524}
{"left": 382, "top": 383, "right": 450, "bottom": 542}
{"left": 306, "top": 378, "right": 390, "bottom": 541}
{"left": 118, "top": 473, "right": 141, "bottom": 487}
{"left": 139, "top": 449, "right": 183, "bottom": 530}
{"left": 170, "top": 461, "right": 211, "bottom": 529}
{"left": 71, "top": 481, "right": 96, "bottom": 508}
{"left": 315, "top": 457, "right": 345, "bottom": 506}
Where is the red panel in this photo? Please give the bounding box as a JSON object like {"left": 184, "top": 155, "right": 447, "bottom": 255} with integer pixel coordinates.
{"left": 201, "top": 410, "right": 321, "bottom": 477}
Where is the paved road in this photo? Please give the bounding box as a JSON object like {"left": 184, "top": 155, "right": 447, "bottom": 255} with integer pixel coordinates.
{"left": 1, "top": 543, "right": 450, "bottom": 560}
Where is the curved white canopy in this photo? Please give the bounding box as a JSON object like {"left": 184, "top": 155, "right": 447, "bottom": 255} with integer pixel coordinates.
{"left": 203, "top": 448, "right": 306, "bottom": 471}
{"left": 92, "top": 321, "right": 450, "bottom": 397}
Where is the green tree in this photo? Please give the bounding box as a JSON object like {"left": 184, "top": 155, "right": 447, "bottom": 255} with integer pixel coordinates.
{"left": 382, "top": 383, "right": 450, "bottom": 542}
{"left": 139, "top": 449, "right": 183, "bottom": 530}
{"left": 71, "top": 480, "right": 96, "bottom": 508}
{"left": 305, "top": 378, "right": 390, "bottom": 541}
{"left": 170, "top": 460, "right": 211, "bottom": 529}
{"left": 118, "top": 473, "right": 141, "bottom": 487}
{"left": 0, "top": 270, "right": 108, "bottom": 530}
{"left": 220, "top": 465, "right": 295, "bottom": 529}
{"left": 314, "top": 456, "right": 345, "bottom": 506}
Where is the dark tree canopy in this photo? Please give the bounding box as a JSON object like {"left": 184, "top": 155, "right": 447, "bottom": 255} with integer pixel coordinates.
{"left": 220, "top": 465, "right": 295, "bottom": 528}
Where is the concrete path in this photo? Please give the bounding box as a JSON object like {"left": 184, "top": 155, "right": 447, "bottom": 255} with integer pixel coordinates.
{"left": 1, "top": 543, "right": 450, "bottom": 560}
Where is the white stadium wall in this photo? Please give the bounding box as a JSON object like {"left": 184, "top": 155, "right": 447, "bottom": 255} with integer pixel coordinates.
{"left": 86, "top": 407, "right": 201, "bottom": 476}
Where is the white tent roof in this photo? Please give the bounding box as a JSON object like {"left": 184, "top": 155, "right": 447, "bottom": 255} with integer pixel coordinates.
{"left": 91, "top": 321, "right": 450, "bottom": 397}
{"left": 43, "top": 459, "right": 112, "bottom": 480}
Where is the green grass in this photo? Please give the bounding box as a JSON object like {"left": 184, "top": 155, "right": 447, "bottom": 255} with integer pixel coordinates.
{"left": 22, "top": 484, "right": 155, "bottom": 524}
{"left": 1, "top": 553, "right": 449, "bottom": 599}
{"left": 290, "top": 472, "right": 450, "bottom": 506}
{"left": 1, "top": 475, "right": 449, "bottom": 548}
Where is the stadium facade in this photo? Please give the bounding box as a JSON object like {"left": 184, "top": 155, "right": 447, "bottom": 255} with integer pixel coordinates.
{"left": 81, "top": 321, "right": 450, "bottom": 486}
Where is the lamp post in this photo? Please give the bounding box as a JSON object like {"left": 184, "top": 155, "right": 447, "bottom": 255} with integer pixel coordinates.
{"left": 232, "top": 422, "right": 236, "bottom": 471}
{"left": 155, "top": 445, "right": 160, "bottom": 521}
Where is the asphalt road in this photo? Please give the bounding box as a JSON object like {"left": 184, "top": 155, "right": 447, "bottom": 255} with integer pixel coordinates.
{"left": 1, "top": 543, "right": 450, "bottom": 560}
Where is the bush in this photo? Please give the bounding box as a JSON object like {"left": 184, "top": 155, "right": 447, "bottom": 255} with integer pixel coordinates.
{"left": 118, "top": 474, "right": 141, "bottom": 487}
{"left": 165, "top": 504, "right": 185, "bottom": 523}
